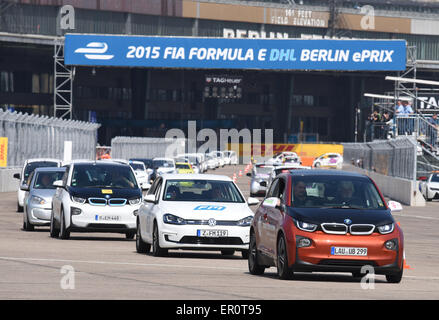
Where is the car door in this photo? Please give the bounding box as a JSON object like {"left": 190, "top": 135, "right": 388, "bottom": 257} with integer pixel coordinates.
{"left": 257, "top": 179, "right": 279, "bottom": 257}
{"left": 53, "top": 165, "right": 70, "bottom": 222}
{"left": 265, "top": 177, "right": 287, "bottom": 257}
{"left": 143, "top": 177, "right": 163, "bottom": 243}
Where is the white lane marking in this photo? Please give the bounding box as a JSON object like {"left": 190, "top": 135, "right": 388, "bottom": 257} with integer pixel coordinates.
{"left": 0, "top": 256, "right": 243, "bottom": 271}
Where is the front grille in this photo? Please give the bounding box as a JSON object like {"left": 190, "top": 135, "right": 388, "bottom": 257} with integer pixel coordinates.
{"left": 89, "top": 198, "right": 106, "bottom": 206}
{"left": 321, "top": 223, "right": 348, "bottom": 235}
{"left": 108, "top": 198, "right": 127, "bottom": 206}
{"left": 179, "top": 236, "right": 244, "bottom": 245}
{"left": 319, "top": 260, "right": 377, "bottom": 267}
{"left": 350, "top": 224, "right": 375, "bottom": 235}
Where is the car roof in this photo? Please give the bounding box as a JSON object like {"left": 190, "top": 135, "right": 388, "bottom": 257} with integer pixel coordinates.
{"left": 25, "top": 158, "right": 61, "bottom": 164}
{"left": 175, "top": 162, "right": 191, "bottom": 165}
{"left": 161, "top": 174, "right": 232, "bottom": 181}
{"left": 285, "top": 169, "right": 367, "bottom": 178}
{"left": 71, "top": 160, "right": 129, "bottom": 167}
{"left": 33, "top": 167, "right": 66, "bottom": 173}
{"left": 153, "top": 157, "right": 174, "bottom": 161}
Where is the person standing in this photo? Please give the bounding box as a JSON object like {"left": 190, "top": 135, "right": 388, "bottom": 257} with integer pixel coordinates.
{"left": 428, "top": 113, "right": 439, "bottom": 149}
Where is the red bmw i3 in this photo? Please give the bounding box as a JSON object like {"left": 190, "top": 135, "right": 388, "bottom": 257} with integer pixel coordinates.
{"left": 248, "top": 170, "right": 404, "bottom": 283}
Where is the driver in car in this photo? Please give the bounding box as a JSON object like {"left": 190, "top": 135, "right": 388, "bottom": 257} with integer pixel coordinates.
{"left": 334, "top": 181, "right": 363, "bottom": 206}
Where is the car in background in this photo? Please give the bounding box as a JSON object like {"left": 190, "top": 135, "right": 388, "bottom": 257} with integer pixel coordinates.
{"left": 51, "top": 161, "right": 144, "bottom": 239}
{"left": 208, "top": 152, "right": 221, "bottom": 168}
{"left": 176, "top": 153, "right": 202, "bottom": 174}
{"left": 205, "top": 154, "right": 217, "bottom": 170}
{"left": 175, "top": 162, "right": 194, "bottom": 174}
{"left": 196, "top": 153, "right": 207, "bottom": 173}
{"left": 283, "top": 155, "right": 302, "bottom": 165}
{"left": 129, "top": 160, "right": 151, "bottom": 190}
{"left": 136, "top": 174, "right": 259, "bottom": 258}
{"left": 266, "top": 164, "right": 312, "bottom": 190}
{"left": 249, "top": 163, "right": 274, "bottom": 197}
{"left": 248, "top": 170, "right": 404, "bottom": 283}
{"left": 313, "top": 153, "right": 343, "bottom": 169}
{"left": 14, "top": 158, "right": 62, "bottom": 212}
{"left": 224, "top": 151, "right": 238, "bottom": 165}
{"left": 129, "top": 158, "right": 154, "bottom": 182}
{"left": 151, "top": 158, "right": 176, "bottom": 180}
{"left": 211, "top": 151, "right": 226, "bottom": 167}
{"left": 265, "top": 152, "right": 299, "bottom": 165}
{"left": 419, "top": 172, "right": 439, "bottom": 201}
{"left": 21, "top": 167, "right": 66, "bottom": 231}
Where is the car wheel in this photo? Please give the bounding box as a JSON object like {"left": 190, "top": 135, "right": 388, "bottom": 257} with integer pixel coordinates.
{"left": 17, "top": 202, "right": 23, "bottom": 213}
{"left": 220, "top": 249, "right": 235, "bottom": 256}
{"left": 136, "top": 221, "right": 151, "bottom": 253}
{"left": 23, "top": 209, "right": 34, "bottom": 232}
{"left": 50, "top": 210, "right": 59, "bottom": 238}
{"left": 248, "top": 232, "right": 265, "bottom": 275}
{"left": 386, "top": 261, "right": 404, "bottom": 283}
{"left": 314, "top": 162, "right": 321, "bottom": 168}
{"left": 277, "top": 234, "right": 294, "bottom": 280}
{"left": 152, "top": 222, "right": 167, "bottom": 257}
{"left": 59, "top": 208, "right": 70, "bottom": 240}
{"left": 241, "top": 250, "right": 249, "bottom": 259}
{"left": 125, "top": 231, "right": 136, "bottom": 240}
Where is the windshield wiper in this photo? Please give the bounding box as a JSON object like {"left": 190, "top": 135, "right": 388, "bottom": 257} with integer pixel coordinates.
{"left": 323, "top": 205, "right": 364, "bottom": 210}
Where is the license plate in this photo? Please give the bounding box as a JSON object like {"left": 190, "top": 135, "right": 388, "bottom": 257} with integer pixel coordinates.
{"left": 95, "top": 215, "right": 121, "bottom": 221}
{"left": 331, "top": 247, "right": 368, "bottom": 256}
{"left": 197, "top": 229, "right": 228, "bottom": 237}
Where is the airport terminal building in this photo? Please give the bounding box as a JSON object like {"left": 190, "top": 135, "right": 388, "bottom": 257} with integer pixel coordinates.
{"left": 1, "top": 0, "right": 439, "bottom": 145}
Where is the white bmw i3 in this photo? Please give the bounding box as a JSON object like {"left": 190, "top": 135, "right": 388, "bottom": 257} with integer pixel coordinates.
{"left": 51, "top": 160, "right": 144, "bottom": 239}
{"left": 136, "top": 174, "right": 259, "bottom": 258}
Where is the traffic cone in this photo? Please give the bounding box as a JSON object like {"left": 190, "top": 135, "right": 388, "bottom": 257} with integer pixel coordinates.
{"left": 403, "top": 251, "right": 412, "bottom": 270}
{"left": 239, "top": 170, "right": 243, "bottom": 177}
{"left": 233, "top": 173, "right": 237, "bottom": 182}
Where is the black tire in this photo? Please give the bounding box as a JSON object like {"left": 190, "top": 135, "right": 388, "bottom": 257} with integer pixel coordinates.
{"left": 248, "top": 232, "right": 265, "bottom": 275}
{"left": 136, "top": 221, "right": 150, "bottom": 254}
{"left": 386, "top": 261, "right": 404, "bottom": 283}
{"left": 221, "top": 249, "right": 235, "bottom": 256}
{"left": 50, "top": 210, "right": 59, "bottom": 238}
{"left": 126, "top": 231, "right": 136, "bottom": 240}
{"left": 427, "top": 198, "right": 433, "bottom": 202}
{"left": 152, "top": 222, "right": 167, "bottom": 257}
{"left": 277, "top": 234, "right": 294, "bottom": 280}
{"left": 23, "top": 209, "right": 34, "bottom": 231}
{"left": 17, "top": 202, "right": 23, "bottom": 213}
{"left": 59, "top": 208, "right": 70, "bottom": 240}
{"left": 314, "top": 162, "right": 321, "bottom": 168}
{"left": 241, "top": 250, "right": 249, "bottom": 259}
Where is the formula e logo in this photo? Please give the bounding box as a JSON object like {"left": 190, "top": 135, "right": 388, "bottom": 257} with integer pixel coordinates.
{"left": 74, "top": 42, "right": 114, "bottom": 60}
{"left": 193, "top": 205, "right": 226, "bottom": 211}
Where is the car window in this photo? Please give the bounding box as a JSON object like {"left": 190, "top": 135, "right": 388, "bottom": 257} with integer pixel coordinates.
{"left": 162, "top": 179, "right": 244, "bottom": 203}
{"left": 431, "top": 174, "right": 439, "bottom": 183}
{"left": 23, "top": 161, "right": 59, "bottom": 182}
{"left": 266, "top": 179, "right": 279, "bottom": 198}
{"left": 33, "top": 171, "right": 65, "bottom": 189}
{"left": 62, "top": 165, "right": 70, "bottom": 186}
{"left": 291, "top": 175, "right": 386, "bottom": 210}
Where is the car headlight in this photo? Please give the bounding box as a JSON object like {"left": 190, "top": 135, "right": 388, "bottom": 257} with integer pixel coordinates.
{"left": 163, "top": 214, "right": 186, "bottom": 225}
{"left": 296, "top": 220, "right": 318, "bottom": 232}
{"left": 128, "top": 198, "right": 141, "bottom": 205}
{"left": 237, "top": 216, "right": 253, "bottom": 227}
{"left": 30, "top": 196, "right": 46, "bottom": 205}
{"left": 71, "top": 196, "right": 86, "bottom": 204}
{"left": 377, "top": 223, "right": 394, "bottom": 234}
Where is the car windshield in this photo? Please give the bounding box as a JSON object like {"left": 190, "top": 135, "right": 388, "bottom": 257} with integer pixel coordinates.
{"left": 71, "top": 164, "right": 138, "bottom": 189}
{"left": 163, "top": 179, "right": 245, "bottom": 203}
{"left": 255, "top": 165, "right": 273, "bottom": 175}
{"left": 24, "top": 161, "right": 58, "bottom": 181}
{"left": 130, "top": 163, "right": 145, "bottom": 171}
{"left": 291, "top": 175, "right": 386, "bottom": 210}
{"left": 130, "top": 159, "right": 153, "bottom": 169}
{"left": 33, "top": 171, "right": 65, "bottom": 189}
{"left": 432, "top": 174, "right": 439, "bottom": 182}
{"left": 153, "top": 160, "right": 174, "bottom": 168}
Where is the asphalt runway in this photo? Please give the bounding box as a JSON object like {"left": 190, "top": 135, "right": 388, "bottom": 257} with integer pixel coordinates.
{"left": 1, "top": 164, "right": 439, "bottom": 300}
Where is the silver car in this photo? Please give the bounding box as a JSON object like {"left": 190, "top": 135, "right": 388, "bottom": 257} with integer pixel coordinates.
{"left": 22, "top": 167, "right": 66, "bottom": 231}
{"left": 249, "top": 163, "right": 274, "bottom": 197}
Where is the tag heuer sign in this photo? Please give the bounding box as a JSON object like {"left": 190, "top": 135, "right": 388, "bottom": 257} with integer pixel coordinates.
{"left": 204, "top": 74, "right": 243, "bottom": 100}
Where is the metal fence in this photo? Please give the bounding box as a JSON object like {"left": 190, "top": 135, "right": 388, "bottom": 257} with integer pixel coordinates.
{"left": 343, "top": 136, "right": 417, "bottom": 180}
{"left": 0, "top": 109, "right": 100, "bottom": 167}
{"left": 111, "top": 136, "right": 190, "bottom": 160}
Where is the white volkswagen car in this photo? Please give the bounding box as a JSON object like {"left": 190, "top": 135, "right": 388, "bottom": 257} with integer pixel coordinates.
{"left": 51, "top": 160, "right": 144, "bottom": 239}
{"left": 420, "top": 172, "right": 439, "bottom": 201}
{"left": 313, "top": 153, "right": 343, "bottom": 169}
{"left": 136, "top": 174, "right": 259, "bottom": 258}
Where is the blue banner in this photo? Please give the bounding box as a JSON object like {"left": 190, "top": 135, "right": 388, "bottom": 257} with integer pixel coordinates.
{"left": 65, "top": 34, "right": 406, "bottom": 71}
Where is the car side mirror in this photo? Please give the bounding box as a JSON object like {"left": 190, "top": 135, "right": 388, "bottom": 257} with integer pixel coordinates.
{"left": 388, "top": 201, "right": 403, "bottom": 213}
{"left": 246, "top": 172, "right": 251, "bottom": 177}
{"left": 262, "top": 197, "right": 279, "bottom": 208}
{"left": 141, "top": 183, "right": 151, "bottom": 191}
{"left": 13, "top": 173, "right": 20, "bottom": 180}
{"left": 20, "top": 184, "right": 29, "bottom": 192}
{"left": 144, "top": 194, "right": 157, "bottom": 204}
{"left": 418, "top": 176, "right": 427, "bottom": 181}
{"left": 247, "top": 197, "right": 260, "bottom": 206}
{"left": 53, "top": 180, "right": 64, "bottom": 188}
